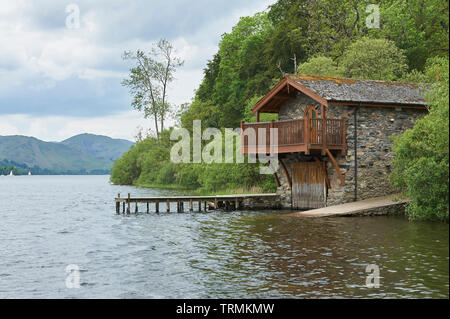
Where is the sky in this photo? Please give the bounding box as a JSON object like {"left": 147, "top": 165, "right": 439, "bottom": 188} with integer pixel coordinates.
{"left": 0, "top": 0, "right": 274, "bottom": 142}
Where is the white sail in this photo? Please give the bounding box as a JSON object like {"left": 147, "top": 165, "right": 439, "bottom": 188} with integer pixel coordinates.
{"left": 28, "top": 171, "right": 32, "bottom": 176}
{"left": 9, "top": 171, "right": 13, "bottom": 176}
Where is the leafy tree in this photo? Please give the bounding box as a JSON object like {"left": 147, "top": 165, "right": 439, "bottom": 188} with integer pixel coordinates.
{"left": 180, "top": 99, "right": 221, "bottom": 132}
{"left": 402, "top": 56, "right": 450, "bottom": 83}
{"left": 110, "top": 146, "right": 140, "bottom": 184}
{"left": 340, "top": 37, "right": 408, "bottom": 80}
{"left": 391, "top": 58, "right": 449, "bottom": 221}
{"left": 297, "top": 56, "right": 342, "bottom": 77}
{"left": 265, "top": 0, "right": 309, "bottom": 74}
{"left": 377, "top": 0, "right": 449, "bottom": 71}
{"left": 196, "top": 53, "right": 221, "bottom": 103}
{"left": 212, "top": 13, "right": 274, "bottom": 127}
{"left": 302, "top": 0, "right": 366, "bottom": 58}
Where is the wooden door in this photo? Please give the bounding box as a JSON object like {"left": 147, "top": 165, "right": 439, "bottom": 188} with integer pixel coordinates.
{"left": 292, "top": 162, "right": 327, "bottom": 209}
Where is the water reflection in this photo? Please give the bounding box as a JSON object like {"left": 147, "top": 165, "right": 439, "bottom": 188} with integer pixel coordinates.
{"left": 193, "top": 214, "right": 449, "bottom": 298}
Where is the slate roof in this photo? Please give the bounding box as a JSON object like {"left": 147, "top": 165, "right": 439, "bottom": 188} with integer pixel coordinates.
{"left": 288, "top": 74, "right": 429, "bottom": 106}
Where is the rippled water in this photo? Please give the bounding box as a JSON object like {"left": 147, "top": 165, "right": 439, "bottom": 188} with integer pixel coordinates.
{"left": 0, "top": 175, "right": 448, "bottom": 298}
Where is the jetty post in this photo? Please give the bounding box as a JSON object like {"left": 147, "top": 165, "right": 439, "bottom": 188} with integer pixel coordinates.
{"left": 114, "top": 194, "right": 279, "bottom": 214}
{"left": 116, "top": 193, "right": 121, "bottom": 214}
{"left": 127, "top": 193, "right": 131, "bottom": 214}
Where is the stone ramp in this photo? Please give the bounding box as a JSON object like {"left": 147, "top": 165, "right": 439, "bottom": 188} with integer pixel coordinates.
{"left": 286, "top": 194, "right": 409, "bottom": 217}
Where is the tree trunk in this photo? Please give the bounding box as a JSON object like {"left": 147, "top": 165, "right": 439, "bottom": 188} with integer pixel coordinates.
{"left": 154, "top": 113, "right": 159, "bottom": 138}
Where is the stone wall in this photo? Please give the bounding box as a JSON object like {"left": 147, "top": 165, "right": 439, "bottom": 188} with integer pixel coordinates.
{"left": 241, "top": 196, "right": 281, "bottom": 210}
{"left": 274, "top": 92, "right": 427, "bottom": 209}
{"left": 324, "top": 105, "right": 426, "bottom": 206}
{"left": 278, "top": 92, "right": 321, "bottom": 120}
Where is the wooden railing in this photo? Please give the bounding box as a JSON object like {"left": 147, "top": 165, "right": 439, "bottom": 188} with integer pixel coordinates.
{"left": 325, "top": 119, "right": 345, "bottom": 145}
{"left": 241, "top": 117, "right": 346, "bottom": 154}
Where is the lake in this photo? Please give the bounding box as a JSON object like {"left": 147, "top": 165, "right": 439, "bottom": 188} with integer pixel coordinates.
{"left": 0, "top": 175, "right": 448, "bottom": 298}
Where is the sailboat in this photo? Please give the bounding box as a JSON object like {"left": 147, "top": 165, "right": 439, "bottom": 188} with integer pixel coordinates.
{"left": 28, "top": 171, "right": 32, "bottom": 176}
{"left": 9, "top": 170, "right": 13, "bottom": 176}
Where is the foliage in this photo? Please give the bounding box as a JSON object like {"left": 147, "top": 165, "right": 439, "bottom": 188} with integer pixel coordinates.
{"left": 110, "top": 129, "right": 277, "bottom": 193}
{"left": 340, "top": 37, "right": 408, "bottom": 80}
{"left": 377, "top": 0, "right": 449, "bottom": 71}
{"left": 403, "top": 56, "right": 450, "bottom": 83}
{"left": 297, "top": 56, "right": 341, "bottom": 77}
{"left": 391, "top": 57, "right": 449, "bottom": 221}
{"left": 211, "top": 13, "right": 275, "bottom": 128}
{"left": 156, "top": 162, "right": 177, "bottom": 185}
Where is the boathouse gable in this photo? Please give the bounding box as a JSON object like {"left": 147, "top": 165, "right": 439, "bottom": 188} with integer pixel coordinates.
{"left": 241, "top": 74, "right": 428, "bottom": 209}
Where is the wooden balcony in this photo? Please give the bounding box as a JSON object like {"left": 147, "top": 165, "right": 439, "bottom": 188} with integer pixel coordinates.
{"left": 241, "top": 118, "right": 347, "bottom": 155}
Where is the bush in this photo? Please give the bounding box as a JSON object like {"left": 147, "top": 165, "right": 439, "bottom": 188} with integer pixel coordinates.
{"left": 391, "top": 58, "right": 449, "bottom": 221}
{"left": 156, "top": 163, "right": 177, "bottom": 185}
{"left": 178, "top": 164, "right": 201, "bottom": 189}
{"left": 110, "top": 146, "right": 139, "bottom": 184}
{"left": 340, "top": 37, "right": 408, "bottom": 81}
{"left": 297, "top": 56, "right": 342, "bottom": 77}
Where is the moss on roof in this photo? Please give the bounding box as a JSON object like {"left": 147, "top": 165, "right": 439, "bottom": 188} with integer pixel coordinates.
{"left": 288, "top": 74, "right": 428, "bottom": 105}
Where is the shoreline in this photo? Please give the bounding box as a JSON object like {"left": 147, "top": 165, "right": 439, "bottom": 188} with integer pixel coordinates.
{"left": 133, "top": 181, "right": 274, "bottom": 196}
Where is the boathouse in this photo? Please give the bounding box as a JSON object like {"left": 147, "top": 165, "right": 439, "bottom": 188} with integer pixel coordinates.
{"left": 240, "top": 74, "right": 429, "bottom": 209}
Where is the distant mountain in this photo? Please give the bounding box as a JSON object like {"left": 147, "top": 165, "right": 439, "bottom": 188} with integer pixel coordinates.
{"left": 0, "top": 134, "right": 134, "bottom": 175}
{"left": 62, "top": 133, "right": 135, "bottom": 162}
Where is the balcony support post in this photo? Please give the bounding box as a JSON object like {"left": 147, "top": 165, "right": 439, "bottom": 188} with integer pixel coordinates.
{"left": 341, "top": 115, "right": 348, "bottom": 155}
{"left": 304, "top": 115, "right": 310, "bottom": 155}
{"left": 321, "top": 103, "right": 327, "bottom": 150}
{"left": 240, "top": 121, "right": 244, "bottom": 155}
{"left": 270, "top": 120, "right": 274, "bottom": 154}
{"left": 279, "top": 158, "right": 292, "bottom": 189}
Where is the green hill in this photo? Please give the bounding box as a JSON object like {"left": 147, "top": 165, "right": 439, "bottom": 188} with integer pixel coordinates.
{"left": 62, "top": 133, "right": 135, "bottom": 162}
{"left": 0, "top": 134, "right": 134, "bottom": 175}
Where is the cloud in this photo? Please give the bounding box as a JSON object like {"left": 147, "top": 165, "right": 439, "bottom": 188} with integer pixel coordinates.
{"left": 0, "top": 111, "right": 163, "bottom": 142}
{"left": 0, "top": 0, "right": 274, "bottom": 138}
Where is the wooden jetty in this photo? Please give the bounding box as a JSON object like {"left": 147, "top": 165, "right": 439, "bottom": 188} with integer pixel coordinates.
{"left": 114, "top": 193, "right": 278, "bottom": 214}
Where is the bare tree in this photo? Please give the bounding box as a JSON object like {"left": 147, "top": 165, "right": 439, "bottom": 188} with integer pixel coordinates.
{"left": 121, "top": 39, "right": 183, "bottom": 139}
{"left": 291, "top": 53, "right": 297, "bottom": 74}
{"left": 277, "top": 53, "right": 298, "bottom": 77}
{"left": 153, "top": 39, "right": 184, "bottom": 132}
